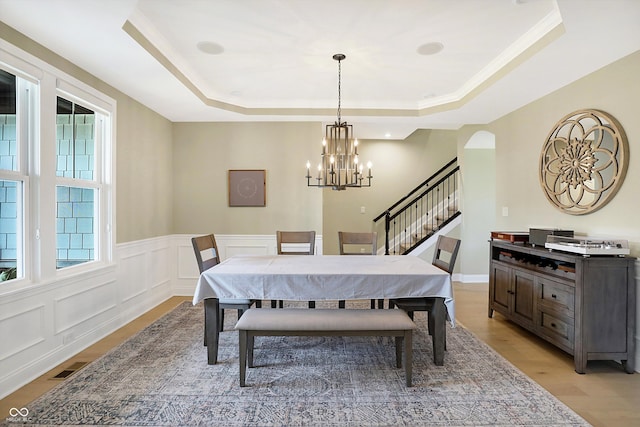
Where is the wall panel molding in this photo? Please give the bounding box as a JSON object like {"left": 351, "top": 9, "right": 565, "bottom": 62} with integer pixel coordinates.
{"left": 0, "top": 304, "right": 46, "bottom": 361}
{"left": 53, "top": 279, "right": 117, "bottom": 335}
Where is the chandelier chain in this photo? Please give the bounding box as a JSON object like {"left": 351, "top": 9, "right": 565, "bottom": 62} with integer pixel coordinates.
{"left": 337, "top": 58, "right": 341, "bottom": 123}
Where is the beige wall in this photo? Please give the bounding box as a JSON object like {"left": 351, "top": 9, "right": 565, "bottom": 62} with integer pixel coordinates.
{"left": 322, "top": 129, "right": 458, "bottom": 254}
{"left": 171, "top": 122, "right": 322, "bottom": 235}
{"left": 460, "top": 141, "right": 496, "bottom": 276}
{"left": 486, "top": 50, "right": 640, "bottom": 257}
{"left": 170, "top": 123, "right": 457, "bottom": 252}
{"left": 116, "top": 97, "right": 174, "bottom": 242}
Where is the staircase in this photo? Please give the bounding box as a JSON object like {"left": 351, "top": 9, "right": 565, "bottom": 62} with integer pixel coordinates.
{"left": 373, "top": 158, "right": 461, "bottom": 255}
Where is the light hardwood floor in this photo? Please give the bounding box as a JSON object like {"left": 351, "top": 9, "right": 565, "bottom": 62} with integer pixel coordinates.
{"left": 2, "top": 283, "right": 639, "bottom": 426}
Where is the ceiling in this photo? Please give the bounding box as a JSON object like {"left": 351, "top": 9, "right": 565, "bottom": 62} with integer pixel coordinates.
{"left": 1, "top": 0, "right": 639, "bottom": 139}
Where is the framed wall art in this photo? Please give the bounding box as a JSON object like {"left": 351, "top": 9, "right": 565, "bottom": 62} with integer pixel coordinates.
{"left": 228, "top": 169, "right": 266, "bottom": 207}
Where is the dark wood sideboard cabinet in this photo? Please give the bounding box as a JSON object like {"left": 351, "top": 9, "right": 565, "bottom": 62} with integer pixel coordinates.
{"left": 488, "top": 239, "right": 636, "bottom": 374}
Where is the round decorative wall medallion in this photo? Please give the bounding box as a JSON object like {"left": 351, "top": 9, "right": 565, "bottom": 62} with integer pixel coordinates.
{"left": 539, "top": 109, "right": 629, "bottom": 215}
{"left": 236, "top": 177, "right": 258, "bottom": 199}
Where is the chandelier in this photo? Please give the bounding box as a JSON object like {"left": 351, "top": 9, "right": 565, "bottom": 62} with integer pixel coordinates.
{"left": 306, "top": 54, "right": 372, "bottom": 191}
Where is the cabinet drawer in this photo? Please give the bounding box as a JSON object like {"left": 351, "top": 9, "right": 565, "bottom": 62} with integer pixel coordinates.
{"left": 539, "top": 311, "right": 574, "bottom": 351}
{"left": 538, "top": 278, "right": 574, "bottom": 318}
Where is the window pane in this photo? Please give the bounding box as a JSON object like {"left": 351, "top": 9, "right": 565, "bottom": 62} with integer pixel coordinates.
{"left": 0, "top": 70, "right": 17, "bottom": 172}
{"left": 56, "top": 185, "right": 95, "bottom": 269}
{"left": 0, "top": 180, "right": 21, "bottom": 281}
{"left": 56, "top": 97, "right": 95, "bottom": 180}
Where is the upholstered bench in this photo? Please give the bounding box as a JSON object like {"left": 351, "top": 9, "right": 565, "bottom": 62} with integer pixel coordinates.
{"left": 235, "top": 308, "right": 417, "bottom": 387}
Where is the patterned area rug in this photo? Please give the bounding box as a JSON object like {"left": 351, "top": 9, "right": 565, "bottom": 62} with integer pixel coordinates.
{"left": 10, "top": 301, "right": 589, "bottom": 426}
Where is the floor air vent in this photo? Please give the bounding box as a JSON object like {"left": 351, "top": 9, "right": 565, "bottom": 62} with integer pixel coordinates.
{"left": 51, "top": 361, "right": 88, "bottom": 379}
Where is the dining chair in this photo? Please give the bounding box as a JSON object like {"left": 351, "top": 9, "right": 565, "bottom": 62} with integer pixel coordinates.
{"left": 275, "top": 230, "right": 316, "bottom": 308}
{"left": 191, "top": 234, "right": 258, "bottom": 360}
{"left": 337, "top": 231, "right": 382, "bottom": 309}
{"left": 390, "top": 234, "right": 460, "bottom": 350}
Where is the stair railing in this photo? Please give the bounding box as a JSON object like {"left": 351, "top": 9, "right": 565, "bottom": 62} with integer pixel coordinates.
{"left": 373, "top": 158, "right": 460, "bottom": 255}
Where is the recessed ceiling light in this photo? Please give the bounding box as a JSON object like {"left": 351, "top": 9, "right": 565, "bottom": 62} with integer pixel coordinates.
{"left": 416, "top": 42, "right": 444, "bottom": 56}
{"left": 385, "top": 132, "right": 392, "bottom": 138}
{"left": 197, "top": 41, "right": 224, "bottom": 55}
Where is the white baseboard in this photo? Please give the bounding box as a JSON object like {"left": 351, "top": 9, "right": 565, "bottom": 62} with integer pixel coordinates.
{"left": 455, "top": 273, "right": 488, "bottom": 283}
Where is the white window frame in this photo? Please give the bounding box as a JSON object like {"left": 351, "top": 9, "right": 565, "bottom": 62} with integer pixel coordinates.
{"left": 53, "top": 81, "right": 114, "bottom": 277}
{"left": 0, "top": 40, "right": 115, "bottom": 290}
{"left": 0, "top": 65, "right": 35, "bottom": 284}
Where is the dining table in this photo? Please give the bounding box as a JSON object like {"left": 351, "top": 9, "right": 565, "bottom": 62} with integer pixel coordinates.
{"left": 193, "top": 254, "right": 454, "bottom": 366}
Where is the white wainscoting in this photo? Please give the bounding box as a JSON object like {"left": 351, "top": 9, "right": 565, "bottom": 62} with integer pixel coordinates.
{"left": 0, "top": 233, "right": 635, "bottom": 399}
{"left": 0, "top": 236, "right": 171, "bottom": 399}
{"left": 0, "top": 234, "right": 323, "bottom": 398}
{"left": 0, "top": 265, "right": 120, "bottom": 399}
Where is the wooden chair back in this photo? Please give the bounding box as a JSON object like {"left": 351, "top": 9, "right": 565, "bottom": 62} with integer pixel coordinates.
{"left": 277, "top": 231, "right": 316, "bottom": 255}
{"left": 338, "top": 231, "right": 378, "bottom": 255}
{"left": 432, "top": 235, "right": 461, "bottom": 274}
{"left": 191, "top": 234, "right": 221, "bottom": 273}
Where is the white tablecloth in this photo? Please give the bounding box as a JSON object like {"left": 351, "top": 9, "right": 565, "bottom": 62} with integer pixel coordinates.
{"left": 193, "top": 255, "right": 455, "bottom": 324}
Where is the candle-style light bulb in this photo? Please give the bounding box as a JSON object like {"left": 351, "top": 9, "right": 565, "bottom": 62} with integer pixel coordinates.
{"left": 306, "top": 161, "right": 310, "bottom": 169}
{"left": 354, "top": 139, "right": 359, "bottom": 155}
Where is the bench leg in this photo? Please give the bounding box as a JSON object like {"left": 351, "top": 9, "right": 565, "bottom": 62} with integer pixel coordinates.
{"left": 204, "top": 299, "right": 220, "bottom": 364}
{"left": 404, "top": 330, "right": 413, "bottom": 387}
{"left": 395, "top": 336, "right": 403, "bottom": 368}
{"left": 239, "top": 330, "right": 247, "bottom": 386}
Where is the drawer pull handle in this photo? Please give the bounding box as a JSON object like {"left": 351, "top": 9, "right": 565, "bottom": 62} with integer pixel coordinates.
{"left": 551, "top": 294, "right": 557, "bottom": 299}
{"left": 551, "top": 323, "right": 557, "bottom": 328}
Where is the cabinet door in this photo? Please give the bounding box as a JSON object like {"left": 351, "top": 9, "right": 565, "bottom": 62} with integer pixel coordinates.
{"left": 512, "top": 269, "right": 535, "bottom": 327}
{"left": 489, "top": 262, "right": 510, "bottom": 316}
